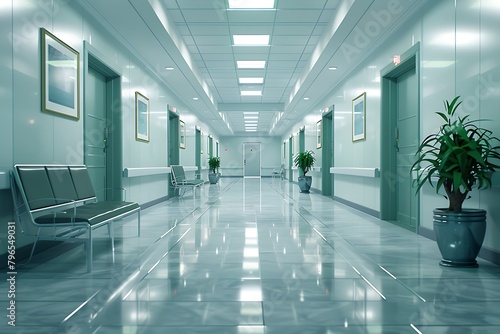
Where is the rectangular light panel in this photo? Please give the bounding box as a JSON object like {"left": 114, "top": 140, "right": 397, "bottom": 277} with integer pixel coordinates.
{"left": 228, "top": 0, "right": 275, "bottom": 9}
{"left": 233, "top": 35, "right": 270, "bottom": 46}
{"left": 239, "top": 77, "right": 264, "bottom": 84}
{"left": 241, "top": 91, "right": 262, "bottom": 96}
{"left": 237, "top": 61, "right": 266, "bottom": 69}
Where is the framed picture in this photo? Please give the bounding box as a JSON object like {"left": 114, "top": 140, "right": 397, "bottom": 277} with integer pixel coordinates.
{"left": 41, "top": 28, "right": 80, "bottom": 120}
{"left": 352, "top": 92, "right": 366, "bottom": 142}
{"left": 179, "top": 120, "right": 186, "bottom": 149}
{"left": 135, "top": 92, "right": 150, "bottom": 142}
{"left": 316, "top": 119, "right": 322, "bottom": 149}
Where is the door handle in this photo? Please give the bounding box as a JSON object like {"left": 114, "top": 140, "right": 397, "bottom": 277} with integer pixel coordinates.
{"left": 394, "top": 127, "right": 399, "bottom": 152}
{"left": 103, "top": 127, "right": 108, "bottom": 153}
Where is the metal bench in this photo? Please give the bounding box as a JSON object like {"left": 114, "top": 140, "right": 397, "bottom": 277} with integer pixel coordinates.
{"left": 170, "top": 165, "right": 204, "bottom": 197}
{"left": 11, "top": 164, "right": 140, "bottom": 272}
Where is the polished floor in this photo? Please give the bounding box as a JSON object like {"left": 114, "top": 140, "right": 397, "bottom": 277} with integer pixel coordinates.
{"left": 2, "top": 177, "right": 500, "bottom": 333}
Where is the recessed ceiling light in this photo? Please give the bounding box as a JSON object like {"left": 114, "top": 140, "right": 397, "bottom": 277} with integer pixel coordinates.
{"left": 228, "top": 0, "right": 275, "bottom": 9}
{"left": 165, "top": 66, "right": 175, "bottom": 70}
{"left": 237, "top": 61, "right": 266, "bottom": 69}
{"left": 303, "top": 97, "right": 310, "bottom": 100}
{"left": 245, "top": 120, "right": 258, "bottom": 123}
{"left": 328, "top": 66, "right": 338, "bottom": 70}
{"left": 243, "top": 112, "right": 259, "bottom": 115}
{"left": 193, "top": 97, "right": 199, "bottom": 100}
{"left": 245, "top": 129, "right": 258, "bottom": 132}
{"left": 239, "top": 77, "right": 264, "bottom": 84}
{"left": 233, "top": 35, "right": 270, "bottom": 46}
{"left": 241, "top": 91, "right": 262, "bottom": 96}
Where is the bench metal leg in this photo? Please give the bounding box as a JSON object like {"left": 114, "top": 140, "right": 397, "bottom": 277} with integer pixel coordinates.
{"left": 23, "top": 229, "right": 42, "bottom": 266}
{"left": 108, "top": 221, "right": 115, "bottom": 253}
{"left": 86, "top": 229, "right": 93, "bottom": 272}
{"left": 137, "top": 211, "right": 141, "bottom": 237}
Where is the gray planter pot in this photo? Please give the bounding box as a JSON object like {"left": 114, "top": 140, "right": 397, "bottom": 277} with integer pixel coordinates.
{"left": 433, "top": 208, "right": 486, "bottom": 268}
{"left": 298, "top": 176, "right": 312, "bottom": 193}
{"left": 209, "top": 173, "right": 220, "bottom": 184}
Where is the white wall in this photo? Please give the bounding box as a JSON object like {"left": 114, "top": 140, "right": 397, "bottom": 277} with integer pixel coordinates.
{"left": 282, "top": 0, "right": 500, "bottom": 252}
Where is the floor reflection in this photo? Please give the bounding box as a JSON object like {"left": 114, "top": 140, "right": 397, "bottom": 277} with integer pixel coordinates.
{"left": 3, "top": 177, "right": 500, "bottom": 333}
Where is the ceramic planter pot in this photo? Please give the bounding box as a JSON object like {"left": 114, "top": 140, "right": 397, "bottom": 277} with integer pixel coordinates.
{"left": 297, "top": 176, "right": 312, "bottom": 193}
{"left": 433, "top": 208, "right": 486, "bottom": 268}
{"left": 209, "top": 173, "right": 220, "bottom": 184}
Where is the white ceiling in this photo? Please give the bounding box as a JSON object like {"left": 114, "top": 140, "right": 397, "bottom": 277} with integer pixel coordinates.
{"left": 79, "top": 0, "right": 429, "bottom": 136}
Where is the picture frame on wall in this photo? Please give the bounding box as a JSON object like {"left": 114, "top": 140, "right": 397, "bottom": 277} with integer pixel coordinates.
{"left": 179, "top": 120, "right": 186, "bottom": 149}
{"left": 135, "top": 92, "right": 150, "bottom": 142}
{"left": 352, "top": 92, "right": 366, "bottom": 142}
{"left": 41, "top": 28, "right": 80, "bottom": 120}
{"left": 316, "top": 119, "right": 322, "bottom": 149}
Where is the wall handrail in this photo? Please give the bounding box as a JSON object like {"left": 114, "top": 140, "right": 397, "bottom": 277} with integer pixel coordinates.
{"left": 330, "top": 167, "right": 380, "bottom": 178}
{"left": 123, "top": 167, "right": 171, "bottom": 178}
{"left": 123, "top": 166, "right": 201, "bottom": 177}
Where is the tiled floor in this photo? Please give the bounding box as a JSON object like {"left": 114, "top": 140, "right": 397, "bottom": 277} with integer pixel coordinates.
{"left": 2, "top": 177, "right": 500, "bottom": 333}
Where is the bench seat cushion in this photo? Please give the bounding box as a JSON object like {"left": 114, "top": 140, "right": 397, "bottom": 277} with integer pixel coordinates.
{"left": 179, "top": 179, "right": 204, "bottom": 186}
{"left": 35, "top": 201, "right": 140, "bottom": 226}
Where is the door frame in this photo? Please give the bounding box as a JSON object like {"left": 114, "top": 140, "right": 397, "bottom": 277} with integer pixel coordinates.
{"left": 83, "top": 42, "right": 122, "bottom": 200}
{"left": 380, "top": 42, "right": 420, "bottom": 228}
{"left": 321, "top": 106, "right": 334, "bottom": 196}
{"left": 243, "top": 142, "right": 261, "bottom": 178}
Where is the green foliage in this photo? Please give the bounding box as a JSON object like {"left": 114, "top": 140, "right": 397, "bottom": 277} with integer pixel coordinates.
{"left": 293, "top": 150, "right": 316, "bottom": 176}
{"left": 411, "top": 96, "right": 500, "bottom": 212}
{"left": 208, "top": 156, "right": 220, "bottom": 174}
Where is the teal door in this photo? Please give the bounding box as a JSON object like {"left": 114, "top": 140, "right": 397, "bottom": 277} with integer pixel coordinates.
{"left": 321, "top": 108, "right": 334, "bottom": 196}
{"left": 195, "top": 128, "right": 201, "bottom": 179}
{"left": 208, "top": 136, "right": 213, "bottom": 157}
{"left": 380, "top": 45, "right": 420, "bottom": 231}
{"left": 299, "top": 127, "right": 305, "bottom": 152}
{"left": 85, "top": 67, "right": 107, "bottom": 201}
{"left": 168, "top": 109, "right": 180, "bottom": 197}
{"left": 395, "top": 67, "right": 418, "bottom": 229}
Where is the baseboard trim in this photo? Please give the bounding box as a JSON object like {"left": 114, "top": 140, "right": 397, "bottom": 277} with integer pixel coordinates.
{"left": 140, "top": 196, "right": 169, "bottom": 210}
{"left": 418, "top": 226, "right": 435, "bottom": 240}
{"left": 333, "top": 196, "right": 380, "bottom": 218}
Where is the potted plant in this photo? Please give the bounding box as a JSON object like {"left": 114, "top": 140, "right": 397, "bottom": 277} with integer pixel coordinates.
{"left": 411, "top": 96, "right": 500, "bottom": 267}
{"left": 293, "top": 150, "right": 316, "bottom": 193}
{"left": 208, "top": 156, "right": 220, "bottom": 184}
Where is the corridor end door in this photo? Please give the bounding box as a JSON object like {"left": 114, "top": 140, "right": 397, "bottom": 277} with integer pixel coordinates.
{"left": 243, "top": 143, "right": 261, "bottom": 178}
